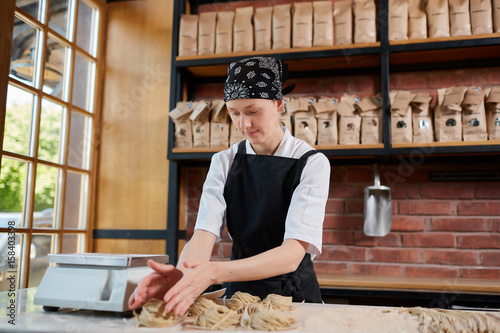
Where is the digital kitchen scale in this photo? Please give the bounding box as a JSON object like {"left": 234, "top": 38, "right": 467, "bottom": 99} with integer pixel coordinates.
{"left": 34, "top": 253, "right": 169, "bottom": 315}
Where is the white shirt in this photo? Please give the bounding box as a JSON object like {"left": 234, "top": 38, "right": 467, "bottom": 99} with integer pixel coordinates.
{"left": 194, "top": 127, "right": 330, "bottom": 258}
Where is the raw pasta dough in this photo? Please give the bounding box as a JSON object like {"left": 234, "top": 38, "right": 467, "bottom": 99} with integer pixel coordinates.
{"left": 227, "top": 291, "right": 261, "bottom": 312}
{"left": 137, "top": 292, "right": 298, "bottom": 331}
{"left": 188, "top": 295, "right": 218, "bottom": 316}
{"left": 246, "top": 308, "right": 296, "bottom": 331}
{"left": 133, "top": 298, "right": 178, "bottom": 328}
{"left": 263, "top": 294, "right": 295, "bottom": 311}
{"left": 403, "top": 307, "right": 500, "bottom": 333}
{"left": 193, "top": 306, "right": 242, "bottom": 330}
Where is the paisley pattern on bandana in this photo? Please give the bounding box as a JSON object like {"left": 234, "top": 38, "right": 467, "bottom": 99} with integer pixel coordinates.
{"left": 223, "top": 56, "right": 293, "bottom": 102}
{"left": 224, "top": 83, "right": 250, "bottom": 101}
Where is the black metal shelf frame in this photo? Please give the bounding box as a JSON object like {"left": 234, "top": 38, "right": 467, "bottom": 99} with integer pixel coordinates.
{"left": 161, "top": 0, "right": 500, "bottom": 264}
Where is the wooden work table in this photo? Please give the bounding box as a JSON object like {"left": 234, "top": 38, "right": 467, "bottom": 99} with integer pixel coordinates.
{"left": 0, "top": 288, "right": 422, "bottom": 333}
{"left": 2, "top": 288, "right": 500, "bottom": 333}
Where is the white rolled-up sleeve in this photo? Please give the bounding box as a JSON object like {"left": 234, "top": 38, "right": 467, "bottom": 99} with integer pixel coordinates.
{"left": 284, "top": 152, "right": 330, "bottom": 258}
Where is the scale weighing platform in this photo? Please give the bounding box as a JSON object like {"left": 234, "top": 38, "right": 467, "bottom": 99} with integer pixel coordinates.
{"left": 34, "top": 253, "right": 169, "bottom": 315}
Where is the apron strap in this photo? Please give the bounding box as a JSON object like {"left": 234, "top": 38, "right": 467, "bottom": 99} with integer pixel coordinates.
{"left": 292, "top": 150, "right": 319, "bottom": 186}
{"left": 237, "top": 140, "right": 246, "bottom": 154}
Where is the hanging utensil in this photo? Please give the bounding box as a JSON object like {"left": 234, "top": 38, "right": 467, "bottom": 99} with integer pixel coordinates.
{"left": 363, "top": 164, "right": 392, "bottom": 237}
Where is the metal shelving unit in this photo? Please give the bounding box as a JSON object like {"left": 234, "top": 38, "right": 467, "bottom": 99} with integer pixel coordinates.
{"left": 164, "top": 0, "right": 500, "bottom": 264}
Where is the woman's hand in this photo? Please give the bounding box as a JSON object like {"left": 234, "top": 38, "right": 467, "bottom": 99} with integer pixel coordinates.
{"left": 162, "top": 257, "right": 218, "bottom": 316}
{"left": 128, "top": 259, "right": 183, "bottom": 310}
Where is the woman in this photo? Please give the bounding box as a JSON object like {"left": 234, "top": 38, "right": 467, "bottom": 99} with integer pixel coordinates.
{"left": 129, "top": 57, "right": 330, "bottom": 316}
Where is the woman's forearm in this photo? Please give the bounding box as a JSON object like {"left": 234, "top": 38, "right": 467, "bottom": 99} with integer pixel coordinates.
{"left": 177, "top": 230, "right": 217, "bottom": 274}
{"left": 175, "top": 230, "right": 307, "bottom": 285}
{"left": 211, "top": 239, "right": 307, "bottom": 284}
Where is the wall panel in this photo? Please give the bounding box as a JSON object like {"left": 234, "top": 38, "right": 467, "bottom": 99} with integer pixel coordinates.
{"left": 95, "top": 0, "right": 173, "bottom": 252}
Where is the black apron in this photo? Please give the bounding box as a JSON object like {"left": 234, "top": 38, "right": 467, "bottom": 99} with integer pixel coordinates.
{"left": 222, "top": 140, "right": 323, "bottom": 303}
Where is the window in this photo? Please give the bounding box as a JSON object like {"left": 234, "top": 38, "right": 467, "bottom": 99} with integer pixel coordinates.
{"left": 0, "top": 0, "right": 102, "bottom": 291}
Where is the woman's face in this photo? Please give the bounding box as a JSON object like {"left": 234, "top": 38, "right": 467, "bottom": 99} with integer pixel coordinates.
{"left": 226, "top": 98, "right": 284, "bottom": 153}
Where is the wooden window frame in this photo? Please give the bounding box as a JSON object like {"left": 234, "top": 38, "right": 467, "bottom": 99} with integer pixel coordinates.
{"left": 0, "top": 0, "right": 106, "bottom": 289}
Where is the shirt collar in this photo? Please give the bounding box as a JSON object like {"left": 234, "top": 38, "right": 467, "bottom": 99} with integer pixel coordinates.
{"left": 245, "top": 126, "right": 289, "bottom": 156}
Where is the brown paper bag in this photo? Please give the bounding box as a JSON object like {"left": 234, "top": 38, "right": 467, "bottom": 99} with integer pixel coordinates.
{"left": 190, "top": 102, "right": 211, "bottom": 148}
{"left": 427, "top": 0, "right": 450, "bottom": 38}
{"left": 316, "top": 113, "right": 338, "bottom": 145}
{"left": 354, "top": 0, "right": 376, "bottom": 43}
{"left": 361, "top": 111, "right": 383, "bottom": 144}
{"left": 434, "top": 88, "right": 445, "bottom": 142}
{"left": 179, "top": 14, "right": 198, "bottom": 57}
{"left": 462, "top": 87, "right": 487, "bottom": 141}
{"left": 280, "top": 98, "right": 294, "bottom": 134}
{"left": 293, "top": 2, "right": 313, "bottom": 48}
{"left": 338, "top": 94, "right": 361, "bottom": 145}
{"left": 408, "top": 0, "right": 427, "bottom": 39}
{"left": 356, "top": 94, "right": 383, "bottom": 144}
{"left": 272, "top": 4, "right": 292, "bottom": 50}
{"left": 290, "top": 97, "right": 317, "bottom": 146}
{"left": 471, "top": 0, "right": 493, "bottom": 34}
{"left": 334, "top": 0, "right": 353, "bottom": 45}
{"left": 279, "top": 111, "right": 293, "bottom": 135}
{"left": 442, "top": 86, "right": 467, "bottom": 110}
{"left": 494, "top": 0, "right": 500, "bottom": 33}
{"left": 389, "top": 0, "right": 409, "bottom": 41}
{"left": 198, "top": 12, "right": 216, "bottom": 55}
{"left": 435, "top": 86, "right": 467, "bottom": 142}
{"left": 210, "top": 100, "right": 226, "bottom": 123}
{"left": 230, "top": 122, "right": 246, "bottom": 145}
{"left": 294, "top": 111, "right": 318, "bottom": 146}
{"left": 170, "top": 101, "right": 194, "bottom": 148}
{"left": 391, "top": 91, "right": 415, "bottom": 143}
{"left": 315, "top": 97, "right": 338, "bottom": 145}
{"left": 313, "top": 1, "right": 334, "bottom": 46}
{"left": 210, "top": 100, "right": 230, "bottom": 148}
{"left": 312, "top": 97, "right": 338, "bottom": 115}
{"left": 169, "top": 101, "right": 193, "bottom": 121}
{"left": 486, "top": 87, "right": 500, "bottom": 140}
{"left": 210, "top": 119, "right": 230, "bottom": 148}
{"left": 254, "top": 7, "right": 273, "bottom": 51}
{"left": 285, "top": 97, "right": 310, "bottom": 114}
{"left": 449, "top": 0, "right": 471, "bottom": 37}
{"left": 189, "top": 101, "right": 209, "bottom": 122}
{"left": 411, "top": 93, "right": 434, "bottom": 143}
{"left": 173, "top": 119, "right": 193, "bottom": 148}
{"left": 216, "top": 11, "right": 235, "bottom": 54}
{"left": 193, "top": 120, "right": 210, "bottom": 148}
{"left": 233, "top": 6, "right": 254, "bottom": 52}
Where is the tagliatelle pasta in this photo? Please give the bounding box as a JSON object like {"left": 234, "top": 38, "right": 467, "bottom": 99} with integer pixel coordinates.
{"left": 402, "top": 307, "right": 500, "bottom": 333}
{"left": 247, "top": 301, "right": 273, "bottom": 314}
{"left": 227, "top": 291, "right": 261, "bottom": 312}
{"left": 263, "top": 294, "right": 295, "bottom": 311}
{"left": 133, "top": 298, "right": 178, "bottom": 328}
{"left": 193, "top": 306, "right": 242, "bottom": 330}
{"left": 136, "top": 292, "right": 298, "bottom": 331}
{"left": 246, "top": 308, "right": 296, "bottom": 331}
{"left": 188, "top": 296, "right": 218, "bottom": 316}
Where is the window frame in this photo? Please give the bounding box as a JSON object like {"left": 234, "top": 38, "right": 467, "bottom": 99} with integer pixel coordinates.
{"left": 0, "top": 0, "right": 105, "bottom": 289}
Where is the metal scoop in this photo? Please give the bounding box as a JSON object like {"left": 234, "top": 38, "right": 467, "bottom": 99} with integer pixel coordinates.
{"left": 363, "top": 164, "right": 392, "bottom": 237}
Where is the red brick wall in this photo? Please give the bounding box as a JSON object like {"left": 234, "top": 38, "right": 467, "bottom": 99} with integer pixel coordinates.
{"left": 184, "top": 67, "right": 500, "bottom": 281}
{"left": 185, "top": 162, "right": 500, "bottom": 280}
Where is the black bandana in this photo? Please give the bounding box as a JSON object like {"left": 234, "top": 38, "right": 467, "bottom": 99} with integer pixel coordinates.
{"left": 223, "top": 57, "right": 295, "bottom": 102}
